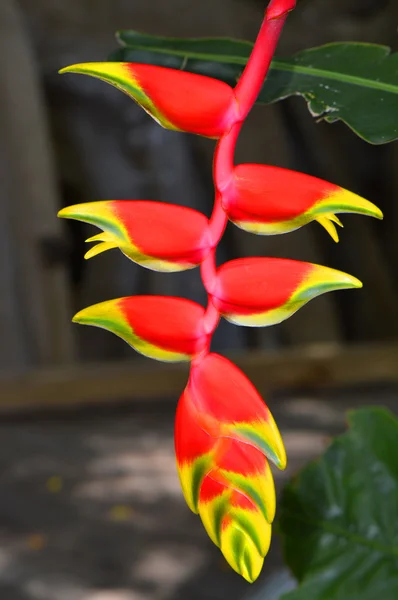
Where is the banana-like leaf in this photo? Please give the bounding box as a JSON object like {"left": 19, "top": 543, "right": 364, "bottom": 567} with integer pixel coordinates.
{"left": 112, "top": 32, "right": 398, "bottom": 144}
{"left": 278, "top": 407, "right": 398, "bottom": 600}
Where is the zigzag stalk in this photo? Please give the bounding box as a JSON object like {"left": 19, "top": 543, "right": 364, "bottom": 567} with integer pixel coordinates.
{"left": 200, "top": 4, "right": 292, "bottom": 344}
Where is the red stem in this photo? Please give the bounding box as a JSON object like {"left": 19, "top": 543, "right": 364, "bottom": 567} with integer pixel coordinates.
{"left": 198, "top": 2, "right": 293, "bottom": 360}
{"left": 213, "top": 122, "right": 242, "bottom": 194}
{"left": 234, "top": 13, "right": 290, "bottom": 120}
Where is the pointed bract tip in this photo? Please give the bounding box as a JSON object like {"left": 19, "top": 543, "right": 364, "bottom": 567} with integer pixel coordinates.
{"left": 333, "top": 272, "right": 363, "bottom": 290}
{"left": 297, "top": 265, "right": 363, "bottom": 303}
{"left": 59, "top": 63, "right": 129, "bottom": 85}
{"left": 72, "top": 306, "right": 92, "bottom": 324}
{"left": 221, "top": 525, "right": 266, "bottom": 582}
{"left": 57, "top": 206, "right": 71, "bottom": 218}
{"left": 58, "top": 203, "right": 105, "bottom": 220}
{"left": 352, "top": 276, "right": 363, "bottom": 289}
{"left": 317, "top": 215, "right": 341, "bottom": 243}
{"left": 72, "top": 299, "right": 119, "bottom": 325}
{"left": 59, "top": 63, "right": 102, "bottom": 76}
{"left": 371, "top": 205, "right": 383, "bottom": 220}
{"left": 322, "top": 267, "right": 363, "bottom": 290}
{"left": 59, "top": 64, "right": 95, "bottom": 76}
{"left": 320, "top": 189, "right": 384, "bottom": 221}
{"left": 71, "top": 312, "right": 82, "bottom": 324}
{"left": 57, "top": 201, "right": 114, "bottom": 225}
{"left": 274, "top": 437, "right": 287, "bottom": 471}
{"left": 316, "top": 215, "right": 339, "bottom": 244}
{"left": 84, "top": 242, "right": 118, "bottom": 260}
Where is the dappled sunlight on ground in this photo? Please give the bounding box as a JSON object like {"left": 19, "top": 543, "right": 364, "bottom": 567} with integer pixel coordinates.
{"left": 0, "top": 386, "right": 396, "bottom": 600}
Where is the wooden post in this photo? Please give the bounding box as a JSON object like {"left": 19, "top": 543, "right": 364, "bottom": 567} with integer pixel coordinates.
{"left": 0, "top": 0, "right": 74, "bottom": 368}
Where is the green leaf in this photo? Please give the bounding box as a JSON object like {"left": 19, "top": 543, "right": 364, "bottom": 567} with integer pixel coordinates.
{"left": 278, "top": 407, "right": 398, "bottom": 600}
{"left": 112, "top": 31, "right": 398, "bottom": 144}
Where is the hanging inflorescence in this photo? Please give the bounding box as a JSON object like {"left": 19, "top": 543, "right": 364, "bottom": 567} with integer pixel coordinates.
{"left": 59, "top": 0, "right": 382, "bottom": 582}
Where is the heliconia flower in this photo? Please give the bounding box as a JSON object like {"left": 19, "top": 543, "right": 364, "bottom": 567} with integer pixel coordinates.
{"left": 58, "top": 201, "right": 212, "bottom": 272}
{"left": 222, "top": 164, "right": 383, "bottom": 242}
{"left": 59, "top": 63, "right": 238, "bottom": 138}
{"left": 175, "top": 353, "right": 286, "bottom": 582}
{"left": 211, "top": 256, "right": 362, "bottom": 327}
{"left": 56, "top": 0, "right": 379, "bottom": 584}
{"left": 73, "top": 296, "right": 209, "bottom": 362}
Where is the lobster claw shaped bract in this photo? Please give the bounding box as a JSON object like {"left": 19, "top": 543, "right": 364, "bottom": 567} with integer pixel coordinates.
{"left": 222, "top": 164, "right": 383, "bottom": 241}
{"left": 73, "top": 296, "right": 209, "bottom": 362}
{"left": 175, "top": 353, "right": 286, "bottom": 582}
{"left": 60, "top": 63, "right": 238, "bottom": 138}
{"left": 58, "top": 201, "right": 212, "bottom": 272}
{"left": 211, "top": 257, "right": 362, "bottom": 326}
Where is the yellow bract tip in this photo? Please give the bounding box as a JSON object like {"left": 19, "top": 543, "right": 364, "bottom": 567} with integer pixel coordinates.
{"left": 86, "top": 233, "right": 109, "bottom": 243}
{"left": 57, "top": 206, "right": 73, "bottom": 218}
{"left": 311, "top": 265, "right": 362, "bottom": 291}
{"left": 72, "top": 298, "right": 120, "bottom": 325}
{"left": 59, "top": 63, "right": 99, "bottom": 75}
{"left": 221, "top": 525, "right": 267, "bottom": 583}
{"left": 266, "top": 413, "right": 287, "bottom": 470}
{"left": 84, "top": 241, "right": 118, "bottom": 260}
{"left": 292, "top": 265, "right": 362, "bottom": 307}
{"left": 320, "top": 189, "right": 384, "bottom": 221}
{"left": 59, "top": 62, "right": 127, "bottom": 80}
{"left": 329, "top": 214, "right": 344, "bottom": 227}
{"left": 72, "top": 308, "right": 87, "bottom": 324}
{"left": 317, "top": 215, "right": 340, "bottom": 243}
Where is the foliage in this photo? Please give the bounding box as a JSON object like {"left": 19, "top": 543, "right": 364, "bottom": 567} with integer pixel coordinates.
{"left": 112, "top": 32, "right": 398, "bottom": 144}
{"left": 278, "top": 407, "right": 398, "bottom": 600}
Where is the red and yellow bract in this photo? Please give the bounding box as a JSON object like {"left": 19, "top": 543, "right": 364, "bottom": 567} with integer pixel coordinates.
{"left": 59, "top": 63, "right": 238, "bottom": 138}
{"left": 212, "top": 257, "right": 362, "bottom": 326}
{"left": 59, "top": 0, "right": 382, "bottom": 582}
{"left": 223, "top": 164, "right": 383, "bottom": 241}
{"left": 59, "top": 200, "right": 212, "bottom": 271}
{"left": 175, "top": 353, "right": 285, "bottom": 581}
{"left": 73, "top": 296, "right": 209, "bottom": 361}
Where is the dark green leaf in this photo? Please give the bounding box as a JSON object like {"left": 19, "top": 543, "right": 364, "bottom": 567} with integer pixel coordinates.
{"left": 278, "top": 407, "right": 398, "bottom": 600}
{"left": 117, "top": 31, "right": 253, "bottom": 63}
{"left": 112, "top": 31, "right": 398, "bottom": 144}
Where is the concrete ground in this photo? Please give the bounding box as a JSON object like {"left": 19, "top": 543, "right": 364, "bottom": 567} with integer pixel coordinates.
{"left": 0, "top": 385, "right": 397, "bottom": 600}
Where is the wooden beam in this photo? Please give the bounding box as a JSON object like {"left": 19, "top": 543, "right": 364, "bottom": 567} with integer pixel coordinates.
{"left": 1, "top": 343, "right": 397, "bottom": 414}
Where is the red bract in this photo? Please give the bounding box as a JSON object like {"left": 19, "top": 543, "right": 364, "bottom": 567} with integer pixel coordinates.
{"left": 175, "top": 354, "right": 285, "bottom": 581}
{"left": 58, "top": 0, "right": 382, "bottom": 582}
{"left": 223, "top": 164, "right": 382, "bottom": 241}
{"left": 177, "top": 353, "right": 286, "bottom": 468}
{"left": 60, "top": 63, "right": 238, "bottom": 138}
{"left": 211, "top": 257, "right": 362, "bottom": 326}
{"left": 59, "top": 200, "right": 212, "bottom": 271}
{"left": 73, "top": 296, "right": 209, "bottom": 361}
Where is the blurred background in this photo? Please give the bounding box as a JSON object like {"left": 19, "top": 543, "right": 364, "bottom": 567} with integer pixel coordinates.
{"left": 0, "top": 0, "right": 397, "bottom": 599}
